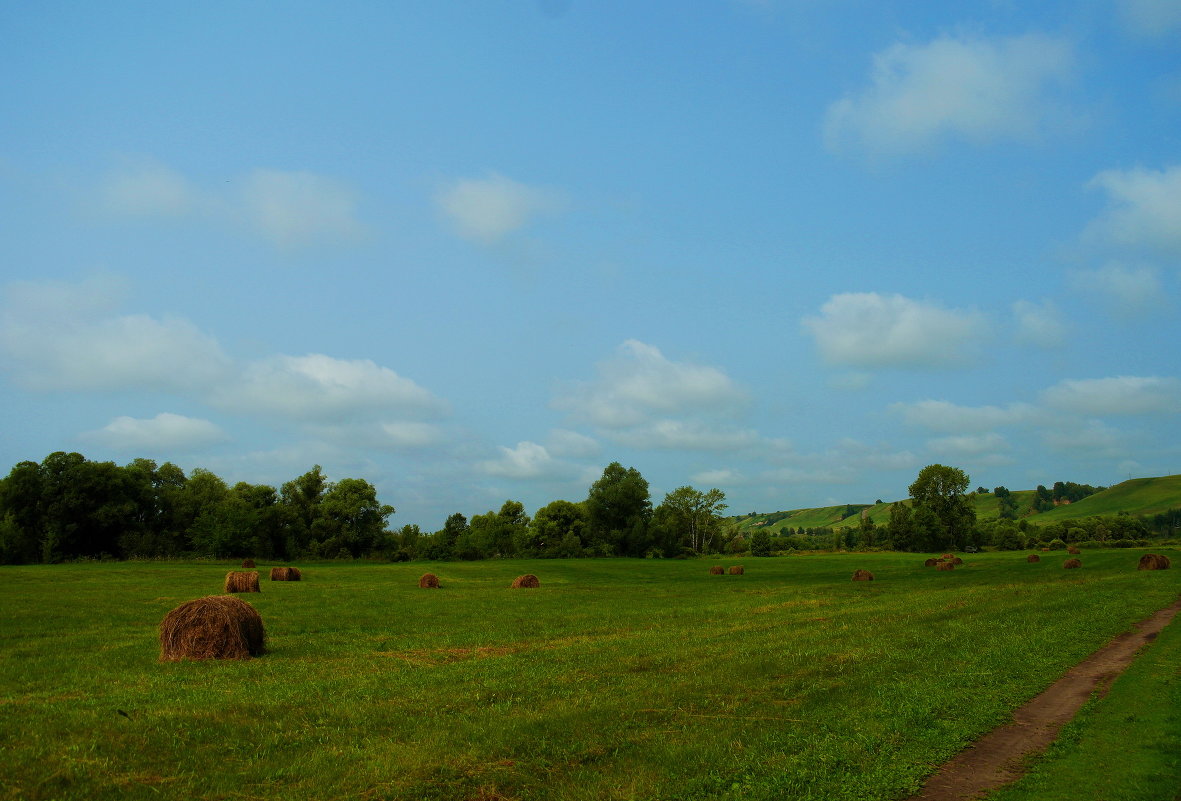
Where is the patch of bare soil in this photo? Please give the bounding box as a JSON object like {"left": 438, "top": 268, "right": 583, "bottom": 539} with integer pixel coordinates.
{"left": 906, "top": 595, "right": 1181, "bottom": 801}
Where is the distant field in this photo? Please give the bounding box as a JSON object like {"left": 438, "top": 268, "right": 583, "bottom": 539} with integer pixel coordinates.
{"left": 2, "top": 553, "right": 1179, "bottom": 800}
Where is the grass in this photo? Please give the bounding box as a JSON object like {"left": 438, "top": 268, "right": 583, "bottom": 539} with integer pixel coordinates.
{"left": 1028, "top": 475, "right": 1181, "bottom": 524}
{"left": 1, "top": 552, "right": 1179, "bottom": 800}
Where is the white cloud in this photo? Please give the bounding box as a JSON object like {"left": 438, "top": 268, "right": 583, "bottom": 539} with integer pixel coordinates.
{"left": 1086, "top": 166, "right": 1181, "bottom": 256}
{"left": 1070, "top": 262, "right": 1165, "bottom": 316}
{"left": 891, "top": 399, "right": 1037, "bottom": 433}
{"left": 691, "top": 468, "right": 745, "bottom": 486}
{"left": 1118, "top": 0, "right": 1181, "bottom": 37}
{"left": 213, "top": 354, "right": 445, "bottom": 421}
{"left": 545, "top": 429, "right": 600, "bottom": 459}
{"left": 83, "top": 413, "right": 227, "bottom": 450}
{"left": 436, "top": 172, "right": 563, "bottom": 245}
{"left": 479, "top": 441, "right": 555, "bottom": 478}
{"left": 239, "top": 169, "right": 364, "bottom": 248}
{"left": 379, "top": 421, "right": 444, "bottom": 448}
{"left": 927, "top": 432, "right": 1011, "bottom": 457}
{"left": 1012, "top": 299, "right": 1068, "bottom": 347}
{"left": 555, "top": 340, "right": 746, "bottom": 428}
{"left": 1041, "top": 376, "right": 1181, "bottom": 416}
{"left": 1040, "top": 420, "right": 1124, "bottom": 456}
{"left": 610, "top": 419, "right": 760, "bottom": 451}
{"left": 802, "top": 292, "right": 986, "bottom": 368}
{"left": 98, "top": 159, "right": 193, "bottom": 217}
{"left": 0, "top": 278, "right": 230, "bottom": 392}
{"left": 824, "top": 32, "right": 1075, "bottom": 157}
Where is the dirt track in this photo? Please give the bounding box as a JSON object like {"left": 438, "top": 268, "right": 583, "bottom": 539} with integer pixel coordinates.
{"left": 905, "top": 595, "right": 1181, "bottom": 801}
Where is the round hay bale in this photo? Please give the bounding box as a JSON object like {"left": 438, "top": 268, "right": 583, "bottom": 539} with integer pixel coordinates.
{"left": 224, "top": 571, "right": 260, "bottom": 593}
{"left": 951, "top": 556, "right": 963, "bottom": 565}
{"left": 269, "top": 566, "right": 301, "bottom": 581}
{"left": 1067, "top": 546, "right": 1081, "bottom": 555}
{"left": 1026, "top": 554, "right": 1041, "bottom": 563}
{"left": 511, "top": 574, "right": 540, "bottom": 588}
{"left": 935, "top": 561, "right": 955, "bottom": 571}
{"left": 941, "top": 553, "right": 954, "bottom": 560}
{"left": 241, "top": 558, "right": 256, "bottom": 568}
{"left": 729, "top": 565, "right": 745, "bottom": 575}
{"left": 1063, "top": 558, "right": 1082, "bottom": 569}
{"left": 851, "top": 569, "right": 874, "bottom": 581}
{"left": 709, "top": 565, "right": 725, "bottom": 575}
{"left": 419, "top": 572, "right": 440, "bottom": 588}
{"left": 1041, "top": 547, "right": 1051, "bottom": 552}
{"left": 159, "top": 595, "right": 265, "bottom": 661}
{"left": 924, "top": 557, "right": 940, "bottom": 567}
{"left": 1138, "top": 553, "right": 1171, "bottom": 571}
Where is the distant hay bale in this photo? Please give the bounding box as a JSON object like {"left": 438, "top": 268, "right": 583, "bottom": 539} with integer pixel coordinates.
{"left": 924, "top": 558, "right": 940, "bottom": 567}
{"left": 1041, "top": 547, "right": 1051, "bottom": 552}
{"left": 511, "top": 574, "right": 540, "bottom": 588}
{"left": 951, "top": 556, "right": 963, "bottom": 565}
{"left": 851, "top": 569, "right": 874, "bottom": 581}
{"left": 159, "top": 595, "right": 265, "bottom": 661}
{"left": 269, "top": 566, "right": 301, "bottom": 581}
{"left": 1067, "top": 546, "right": 1081, "bottom": 555}
{"left": 224, "top": 571, "right": 260, "bottom": 593}
{"left": 419, "top": 572, "right": 440, "bottom": 588}
{"left": 1063, "top": 558, "right": 1082, "bottom": 569}
{"left": 1138, "top": 553, "right": 1171, "bottom": 571}
{"left": 241, "top": 558, "right": 256, "bottom": 568}
{"left": 935, "top": 561, "right": 955, "bottom": 571}
{"left": 1027, "top": 554, "right": 1041, "bottom": 563}
{"left": 729, "top": 566, "right": 745, "bottom": 575}
{"left": 709, "top": 565, "right": 725, "bottom": 575}
{"left": 941, "top": 553, "right": 954, "bottom": 560}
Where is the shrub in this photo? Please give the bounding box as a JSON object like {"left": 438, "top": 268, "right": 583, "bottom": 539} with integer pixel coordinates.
{"left": 1047, "top": 539, "right": 1066, "bottom": 550}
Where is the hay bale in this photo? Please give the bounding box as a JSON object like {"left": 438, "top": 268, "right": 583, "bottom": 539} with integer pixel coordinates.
{"left": 224, "top": 571, "right": 260, "bottom": 593}
{"left": 419, "top": 572, "right": 440, "bottom": 588}
{"left": 924, "top": 557, "right": 940, "bottom": 567}
{"left": 511, "top": 574, "right": 540, "bottom": 588}
{"left": 1067, "top": 546, "right": 1081, "bottom": 555}
{"left": 1138, "top": 553, "right": 1171, "bottom": 571}
{"left": 709, "top": 565, "right": 725, "bottom": 575}
{"left": 729, "top": 565, "right": 745, "bottom": 575}
{"left": 851, "top": 569, "right": 874, "bottom": 581}
{"left": 1063, "top": 558, "right": 1082, "bottom": 569}
{"left": 951, "top": 556, "right": 963, "bottom": 565}
{"left": 159, "top": 595, "right": 265, "bottom": 661}
{"left": 935, "top": 561, "right": 955, "bottom": 571}
{"left": 941, "top": 553, "right": 954, "bottom": 560}
{"left": 241, "top": 558, "right": 256, "bottom": 568}
{"left": 269, "top": 566, "right": 301, "bottom": 581}
{"left": 1027, "top": 554, "right": 1041, "bottom": 563}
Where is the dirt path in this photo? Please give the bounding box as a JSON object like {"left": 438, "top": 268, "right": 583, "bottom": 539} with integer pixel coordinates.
{"left": 905, "top": 595, "right": 1181, "bottom": 801}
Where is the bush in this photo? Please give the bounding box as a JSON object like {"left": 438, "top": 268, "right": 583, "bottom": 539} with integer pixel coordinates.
{"left": 1047, "top": 538, "right": 1067, "bottom": 550}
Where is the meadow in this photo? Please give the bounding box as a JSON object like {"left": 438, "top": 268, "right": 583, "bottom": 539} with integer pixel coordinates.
{"left": 2, "top": 551, "right": 1179, "bottom": 801}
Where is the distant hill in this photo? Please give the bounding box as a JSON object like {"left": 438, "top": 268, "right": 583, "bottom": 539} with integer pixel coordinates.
{"left": 735, "top": 474, "right": 1181, "bottom": 533}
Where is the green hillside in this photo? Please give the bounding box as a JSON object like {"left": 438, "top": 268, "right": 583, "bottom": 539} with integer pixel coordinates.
{"left": 738, "top": 475, "right": 1181, "bottom": 531}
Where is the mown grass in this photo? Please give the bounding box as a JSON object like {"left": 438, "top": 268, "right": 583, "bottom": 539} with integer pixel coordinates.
{"left": 1, "top": 551, "right": 1179, "bottom": 800}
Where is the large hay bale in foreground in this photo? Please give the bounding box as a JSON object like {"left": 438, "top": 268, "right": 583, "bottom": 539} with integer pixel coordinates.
{"left": 224, "top": 571, "right": 260, "bottom": 593}
{"left": 1027, "top": 554, "right": 1041, "bottom": 563}
{"left": 851, "top": 569, "right": 874, "bottom": 581}
{"left": 269, "top": 566, "right": 301, "bottom": 581}
{"left": 729, "top": 565, "right": 745, "bottom": 575}
{"left": 1138, "top": 553, "right": 1171, "bottom": 571}
{"left": 159, "top": 595, "right": 265, "bottom": 661}
{"left": 241, "top": 558, "right": 256, "bottom": 568}
{"left": 511, "top": 574, "right": 540, "bottom": 588}
{"left": 1063, "top": 558, "right": 1082, "bottom": 570}
{"left": 419, "top": 572, "right": 440, "bottom": 588}
{"left": 709, "top": 565, "right": 725, "bottom": 575}
{"left": 924, "top": 557, "right": 940, "bottom": 567}
{"left": 935, "top": 561, "right": 955, "bottom": 571}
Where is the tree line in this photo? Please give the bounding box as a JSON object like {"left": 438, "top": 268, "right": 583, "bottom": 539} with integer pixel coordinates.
{"left": 0, "top": 453, "right": 731, "bottom": 564}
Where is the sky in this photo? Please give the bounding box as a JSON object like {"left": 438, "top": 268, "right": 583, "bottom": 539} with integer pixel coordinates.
{"left": 2, "top": 0, "right": 1180, "bottom": 530}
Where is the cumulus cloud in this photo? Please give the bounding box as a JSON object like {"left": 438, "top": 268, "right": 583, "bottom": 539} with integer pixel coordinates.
{"left": 213, "top": 354, "right": 446, "bottom": 421}
{"left": 1041, "top": 376, "right": 1181, "bottom": 416}
{"left": 555, "top": 340, "right": 746, "bottom": 428}
{"left": 0, "top": 278, "right": 231, "bottom": 392}
{"left": 609, "top": 420, "right": 760, "bottom": 451}
{"left": 891, "top": 399, "right": 1037, "bottom": 432}
{"left": 82, "top": 412, "right": 227, "bottom": 450}
{"left": 436, "top": 172, "right": 563, "bottom": 245}
{"left": 802, "top": 293, "right": 986, "bottom": 368}
{"left": 1070, "top": 262, "right": 1165, "bottom": 316}
{"left": 1086, "top": 165, "right": 1181, "bottom": 256}
{"left": 95, "top": 159, "right": 365, "bottom": 249}
{"left": 545, "top": 429, "right": 600, "bottom": 459}
{"left": 691, "top": 468, "right": 745, "bottom": 486}
{"left": 1118, "top": 0, "right": 1181, "bottom": 37}
{"left": 478, "top": 441, "right": 556, "bottom": 479}
{"left": 1012, "top": 299, "right": 1068, "bottom": 347}
{"left": 824, "top": 32, "right": 1075, "bottom": 157}
{"left": 927, "top": 432, "right": 1011, "bottom": 458}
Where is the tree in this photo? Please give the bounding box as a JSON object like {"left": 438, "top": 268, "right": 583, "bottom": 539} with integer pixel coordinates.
{"left": 885, "top": 502, "right": 915, "bottom": 551}
{"left": 585, "top": 463, "right": 652, "bottom": 556}
{"left": 750, "top": 528, "right": 771, "bottom": 557}
{"left": 657, "top": 486, "right": 728, "bottom": 554}
{"left": 314, "top": 477, "right": 395, "bottom": 558}
{"left": 908, "top": 464, "right": 976, "bottom": 551}
{"left": 528, "top": 500, "right": 587, "bottom": 557}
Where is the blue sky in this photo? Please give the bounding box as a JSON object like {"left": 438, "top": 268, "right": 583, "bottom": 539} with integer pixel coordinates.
{"left": 2, "top": 0, "right": 1179, "bottom": 529}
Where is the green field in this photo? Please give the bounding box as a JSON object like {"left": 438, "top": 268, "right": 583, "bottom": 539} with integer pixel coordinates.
{"left": 2, "top": 553, "right": 1180, "bottom": 800}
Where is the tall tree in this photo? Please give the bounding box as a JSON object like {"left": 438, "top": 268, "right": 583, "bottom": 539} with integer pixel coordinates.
{"left": 657, "top": 486, "right": 728, "bottom": 554}
{"left": 585, "top": 462, "right": 652, "bottom": 556}
{"left": 908, "top": 464, "right": 976, "bottom": 551}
